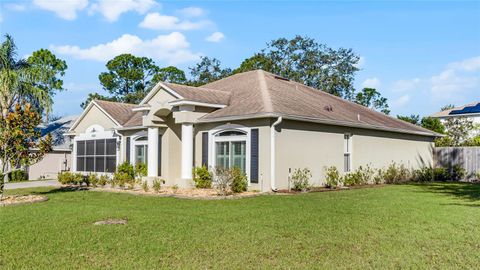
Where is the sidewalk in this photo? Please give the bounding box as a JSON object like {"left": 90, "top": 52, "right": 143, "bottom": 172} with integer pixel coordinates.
{"left": 5, "top": 180, "right": 60, "bottom": 190}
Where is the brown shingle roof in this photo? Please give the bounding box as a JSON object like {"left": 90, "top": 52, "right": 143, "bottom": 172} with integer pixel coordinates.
{"left": 200, "top": 70, "right": 438, "bottom": 136}
{"left": 430, "top": 102, "right": 480, "bottom": 118}
{"left": 162, "top": 82, "right": 231, "bottom": 105}
{"left": 94, "top": 100, "right": 142, "bottom": 127}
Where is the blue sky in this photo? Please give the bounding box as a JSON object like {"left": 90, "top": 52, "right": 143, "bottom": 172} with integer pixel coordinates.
{"left": 1, "top": 0, "right": 479, "bottom": 117}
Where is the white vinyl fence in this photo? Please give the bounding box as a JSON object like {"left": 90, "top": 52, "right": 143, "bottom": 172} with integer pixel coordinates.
{"left": 434, "top": 147, "right": 480, "bottom": 181}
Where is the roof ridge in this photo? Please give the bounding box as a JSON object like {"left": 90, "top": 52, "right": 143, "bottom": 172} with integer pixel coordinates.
{"left": 257, "top": 70, "right": 274, "bottom": 112}
{"left": 94, "top": 99, "right": 138, "bottom": 106}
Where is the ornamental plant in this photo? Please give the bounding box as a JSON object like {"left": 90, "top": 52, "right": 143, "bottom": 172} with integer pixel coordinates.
{"left": 0, "top": 103, "right": 52, "bottom": 200}
{"left": 193, "top": 166, "right": 212, "bottom": 188}
{"left": 291, "top": 167, "right": 312, "bottom": 191}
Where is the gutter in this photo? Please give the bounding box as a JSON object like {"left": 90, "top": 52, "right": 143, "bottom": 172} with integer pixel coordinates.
{"left": 270, "top": 116, "right": 283, "bottom": 192}
{"left": 196, "top": 112, "right": 441, "bottom": 138}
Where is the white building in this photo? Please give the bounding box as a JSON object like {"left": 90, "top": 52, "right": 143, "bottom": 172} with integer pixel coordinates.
{"left": 430, "top": 102, "right": 480, "bottom": 137}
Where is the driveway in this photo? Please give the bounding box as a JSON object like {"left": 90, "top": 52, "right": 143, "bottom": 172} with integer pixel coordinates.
{"left": 5, "top": 180, "right": 60, "bottom": 190}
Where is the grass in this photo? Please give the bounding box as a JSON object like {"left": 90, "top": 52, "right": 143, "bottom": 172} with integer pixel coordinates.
{"left": 1, "top": 183, "right": 480, "bottom": 269}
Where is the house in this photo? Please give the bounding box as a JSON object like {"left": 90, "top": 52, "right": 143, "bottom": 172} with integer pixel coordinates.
{"left": 66, "top": 70, "right": 438, "bottom": 191}
{"left": 27, "top": 115, "right": 78, "bottom": 180}
{"left": 430, "top": 102, "right": 480, "bottom": 136}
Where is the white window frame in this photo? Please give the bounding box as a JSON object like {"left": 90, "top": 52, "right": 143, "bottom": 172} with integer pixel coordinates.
{"left": 208, "top": 124, "right": 251, "bottom": 185}
{"left": 344, "top": 133, "right": 353, "bottom": 172}
{"left": 72, "top": 124, "right": 119, "bottom": 174}
{"left": 130, "top": 134, "right": 148, "bottom": 166}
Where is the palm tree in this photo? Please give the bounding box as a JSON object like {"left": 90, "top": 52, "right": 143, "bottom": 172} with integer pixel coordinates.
{"left": 0, "top": 34, "right": 51, "bottom": 117}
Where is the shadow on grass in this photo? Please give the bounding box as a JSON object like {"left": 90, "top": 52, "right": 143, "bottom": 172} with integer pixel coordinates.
{"left": 31, "top": 186, "right": 89, "bottom": 195}
{"left": 412, "top": 182, "right": 480, "bottom": 202}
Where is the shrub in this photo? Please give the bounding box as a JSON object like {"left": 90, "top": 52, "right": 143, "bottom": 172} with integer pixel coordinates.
{"left": 373, "top": 169, "right": 384, "bottom": 185}
{"left": 152, "top": 178, "right": 165, "bottom": 193}
{"left": 58, "top": 172, "right": 86, "bottom": 185}
{"left": 412, "top": 167, "right": 434, "bottom": 182}
{"left": 171, "top": 184, "right": 179, "bottom": 194}
{"left": 291, "top": 167, "right": 312, "bottom": 191}
{"left": 9, "top": 170, "right": 28, "bottom": 182}
{"left": 212, "top": 167, "right": 234, "bottom": 196}
{"left": 383, "top": 163, "right": 410, "bottom": 184}
{"left": 476, "top": 171, "right": 480, "bottom": 181}
{"left": 451, "top": 165, "right": 465, "bottom": 181}
{"left": 324, "top": 166, "right": 342, "bottom": 188}
{"left": 109, "top": 177, "right": 116, "bottom": 188}
{"left": 98, "top": 175, "right": 109, "bottom": 187}
{"left": 117, "top": 161, "right": 135, "bottom": 180}
{"left": 343, "top": 166, "right": 374, "bottom": 186}
{"left": 113, "top": 172, "right": 131, "bottom": 189}
{"left": 88, "top": 173, "right": 99, "bottom": 187}
{"left": 193, "top": 166, "right": 212, "bottom": 188}
{"left": 141, "top": 181, "right": 149, "bottom": 192}
{"left": 135, "top": 162, "right": 147, "bottom": 178}
{"left": 434, "top": 167, "right": 450, "bottom": 181}
{"left": 231, "top": 167, "right": 248, "bottom": 193}
{"left": 126, "top": 178, "right": 136, "bottom": 190}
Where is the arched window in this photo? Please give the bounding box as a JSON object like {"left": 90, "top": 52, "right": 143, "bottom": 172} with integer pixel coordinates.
{"left": 213, "top": 129, "right": 247, "bottom": 174}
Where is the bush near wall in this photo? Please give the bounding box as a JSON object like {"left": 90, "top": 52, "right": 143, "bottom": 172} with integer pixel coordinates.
{"left": 323, "top": 162, "right": 467, "bottom": 188}
{"left": 193, "top": 166, "right": 212, "bottom": 188}
{"left": 8, "top": 170, "right": 28, "bottom": 182}
{"left": 58, "top": 172, "right": 87, "bottom": 186}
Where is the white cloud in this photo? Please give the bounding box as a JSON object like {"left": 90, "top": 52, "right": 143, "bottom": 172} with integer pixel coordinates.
{"left": 361, "top": 77, "right": 381, "bottom": 89}
{"left": 429, "top": 56, "right": 480, "bottom": 101}
{"left": 6, "top": 3, "right": 27, "bottom": 11}
{"left": 205, "top": 32, "right": 224, "bottom": 42}
{"left": 50, "top": 32, "right": 201, "bottom": 65}
{"left": 33, "top": 0, "right": 88, "bottom": 20}
{"left": 89, "top": 0, "right": 157, "bottom": 22}
{"left": 391, "top": 78, "right": 421, "bottom": 92}
{"left": 178, "top": 7, "right": 205, "bottom": 17}
{"left": 392, "top": 95, "right": 410, "bottom": 108}
{"left": 139, "top": 12, "right": 210, "bottom": 30}
{"left": 446, "top": 56, "right": 480, "bottom": 72}
{"left": 430, "top": 69, "right": 478, "bottom": 99}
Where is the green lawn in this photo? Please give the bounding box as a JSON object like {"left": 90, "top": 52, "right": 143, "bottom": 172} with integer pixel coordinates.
{"left": 1, "top": 183, "right": 479, "bottom": 269}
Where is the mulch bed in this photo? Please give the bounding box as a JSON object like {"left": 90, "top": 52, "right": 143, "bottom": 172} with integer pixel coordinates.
{"left": 88, "top": 186, "right": 265, "bottom": 200}
{"left": 0, "top": 195, "right": 49, "bottom": 206}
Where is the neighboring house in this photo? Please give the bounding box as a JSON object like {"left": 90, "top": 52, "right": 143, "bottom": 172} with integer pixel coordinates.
{"left": 430, "top": 102, "right": 480, "bottom": 136}
{"left": 27, "top": 115, "right": 78, "bottom": 180}
{"left": 66, "top": 70, "right": 438, "bottom": 191}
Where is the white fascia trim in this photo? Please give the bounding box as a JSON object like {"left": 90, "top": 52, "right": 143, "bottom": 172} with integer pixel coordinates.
{"left": 139, "top": 82, "right": 183, "bottom": 105}
{"left": 169, "top": 100, "right": 227, "bottom": 109}
{"left": 68, "top": 100, "right": 122, "bottom": 132}
{"left": 115, "top": 126, "right": 149, "bottom": 131}
{"left": 132, "top": 106, "right": 151, "bottom": 112}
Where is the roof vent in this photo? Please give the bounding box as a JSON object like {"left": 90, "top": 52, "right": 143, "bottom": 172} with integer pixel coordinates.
{"left": 324, "top": 105, "right": 333, "bottom": 112}
{"left": 274, "top": 75, "right": 290, "bottom": 81}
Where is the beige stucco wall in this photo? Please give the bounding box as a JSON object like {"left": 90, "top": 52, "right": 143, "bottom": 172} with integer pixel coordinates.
{"left": 194, "top": 118, "right": 272, "bottom": 191}
{"left": 275, "top": 120, "right": 434, "bottom": 189}
{"left": 28, "top": 151, "right": 71, "bottom": 180}
{"left": 72, "top": 104, "right": 118, "bottom": 134}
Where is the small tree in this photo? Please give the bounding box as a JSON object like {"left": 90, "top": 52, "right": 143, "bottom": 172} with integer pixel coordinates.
{"left": 443, "top": 117, "right": 475, "bottom": 146}
{"left": 0, "top": 103, "right": 52, "bottom": 200}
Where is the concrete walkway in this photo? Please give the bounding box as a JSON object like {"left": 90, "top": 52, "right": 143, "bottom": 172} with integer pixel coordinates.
{"left": 5, "top": 180, "right": 60, "bottom": 190}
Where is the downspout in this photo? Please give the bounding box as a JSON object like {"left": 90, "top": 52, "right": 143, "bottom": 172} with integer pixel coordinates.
{"left": 270, "top": 116, "right": 283, "bottom": 192}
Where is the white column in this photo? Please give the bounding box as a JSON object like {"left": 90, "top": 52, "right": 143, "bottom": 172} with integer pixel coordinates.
{"left": 147, "top": 127, "right": 159, "bottom": 177}
{"left": 181, "top": 123, "right": 193, "bottom": 179}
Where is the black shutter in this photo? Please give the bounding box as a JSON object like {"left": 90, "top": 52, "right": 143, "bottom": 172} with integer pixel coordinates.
{"left": 202, "top": 132, "right": 208, "bottom": 167}
{"left": 250, "top": 129, "right": 259, "bottom": 183}
{"left": 158, "top": 134, "right": 162, "bottom": 176}
{"left": 126, "top": 137, "right": 131, "bottom": 163}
